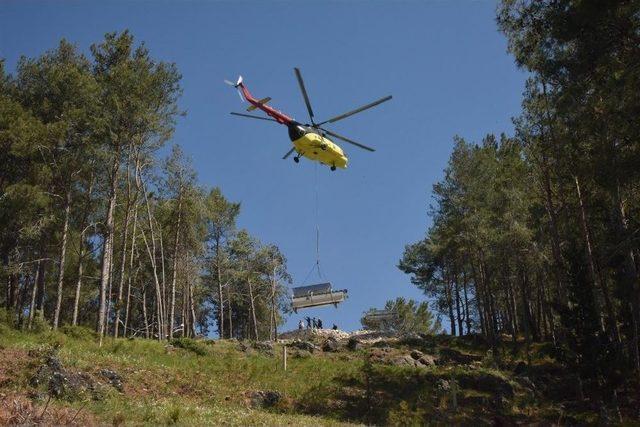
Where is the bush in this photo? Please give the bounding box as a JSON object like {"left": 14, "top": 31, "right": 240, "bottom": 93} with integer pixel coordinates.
{"left": 30, "top": 311, "right": 49, "bottom": 333}
{"left": 59, "top": 325, "right": 97, "bottom": 340}
{"left": 0, "top": 308, "right": 15, "bottom": 327}
{"left": 169, "top": 337, "right": 208, "bottom": 356}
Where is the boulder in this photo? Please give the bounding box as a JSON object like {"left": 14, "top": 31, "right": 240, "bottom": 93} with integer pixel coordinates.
{"left": 410, "top": 350, "right": 424, "bottom": 360}
{"left": 288, "top": 340, "right": 319, "bottom": 353}
{"left": 100, "top": 369, "right": 124, "bottom": 392}
{"left": 390, "top": 354, "right": 420, "bottom": 368}
{"left": 292, "top": 349, "right": 312, "bottom": 359}
{"left": 417, "top": 354, "right": 437, "bottom": 367}
{"left": 322, "top": 338, "right": 340, "bottom": 352}
{"left": 30, "top": 352, "right": 103, "bottom": 400}
{"left": 245, "top": 390, "right": 282, "bottom": 408}
{"left": 253, "top": 341, "right": 275, "bottom": 356}
{"left": 347, "top": 337, "right": 363, "bottom": 351}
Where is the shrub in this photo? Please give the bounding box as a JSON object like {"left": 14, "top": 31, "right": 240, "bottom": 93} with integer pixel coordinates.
{"left": 0, "top": 308, "right": 15, "bottom": 328}
{"left": 59, "top": 325, "right": 97, "bottom": 340}
{"left": 29, "top": 312, "right": 49, "bottom": 333}
{"left": 169, "top": 337, "right": 208, "bottom": 356}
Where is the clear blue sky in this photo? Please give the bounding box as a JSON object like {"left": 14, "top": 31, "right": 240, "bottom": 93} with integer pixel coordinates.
{"left": 1, "top": 1, "right": 526, "bottom": 333}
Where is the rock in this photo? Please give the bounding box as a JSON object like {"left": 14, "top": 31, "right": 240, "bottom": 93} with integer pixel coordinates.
{"left": 288, "top": 340, "right": 319, "bottom": 353}
{"left": 390, "top": 354, "right": 420, "bottom": 368}
{"left": 253, "top": 341, "right": 275, "bottom": 356}
{"left": 292, "top": 350, "right": 312, "bottom": 359}
{"left": 410, "top": 350, "right": 424, "bottom": 360}
{"left": 436, "top": 379, "right": 450, "bottom": 391}
{"left": 245, "top": 390, "right": 282, "bottom": 408}
{"left": 417, "top": 354, "right": 437, "bottom": 367}
{"left": 238, "top": 341, "right": 251, "bottom": 352}
{"left": 29, "top": 350, "right": 104, "bottom": 401}
{"left": 398, "top": 332, "right": 423, "bottom": 346}
{"left": 322, "top": 338, "right": 340, "bottom": 352}
{"left": 48, "top": 372, "right": 67, "bottom": 397}
{"left": 368, "top": 347, "right": 393, "bottom": 364}
{"left": 347, "top": 337, "right": 362, "bottom": 351}
{"left": 100, "top": 369, "right": 123, "bottom": 392}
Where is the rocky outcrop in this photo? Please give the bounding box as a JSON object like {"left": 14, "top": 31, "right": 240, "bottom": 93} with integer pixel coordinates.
{"left": 244, "top": 390, "right": 282, "bottom": 408}
{"left": 288, "top": 340, "right": 320, "bottom": 353}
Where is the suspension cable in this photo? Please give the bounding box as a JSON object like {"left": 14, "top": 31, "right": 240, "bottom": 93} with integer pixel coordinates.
{"left": 314, "top": 162, "right": 323, "bottom": 279}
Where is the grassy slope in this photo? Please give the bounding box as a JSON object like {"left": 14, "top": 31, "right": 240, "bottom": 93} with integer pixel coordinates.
{"left": 0, "top": 325, "right": 357, "bottom": 425}
{"left": 1, "top": 322, "right": 631, "bottom": 425}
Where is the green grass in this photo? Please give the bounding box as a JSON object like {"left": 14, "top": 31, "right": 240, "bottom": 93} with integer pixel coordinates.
{"left": 0, "top": 326, "right": 357, "bottom": 425}
{"left": 1, "top": 324, "right": 629, "bottom": 425}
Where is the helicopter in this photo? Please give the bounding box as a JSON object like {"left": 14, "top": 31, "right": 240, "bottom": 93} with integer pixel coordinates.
{"left": 225, "top": 68, "right": 391, "bottom": 171}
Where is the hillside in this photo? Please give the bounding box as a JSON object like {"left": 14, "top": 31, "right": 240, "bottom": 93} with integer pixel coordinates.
{"left": 2, "top": 322, "right": 636, "bottom": 425}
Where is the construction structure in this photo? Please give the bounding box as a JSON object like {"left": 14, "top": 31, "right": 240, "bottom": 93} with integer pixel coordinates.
{"left": 291, "top": 283, "right": 348, "bottom": 313}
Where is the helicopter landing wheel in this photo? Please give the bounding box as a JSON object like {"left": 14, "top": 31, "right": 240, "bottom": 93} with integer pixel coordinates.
{"left": 294, "top": 156, "right": 300, "bottom": 163}
{"left": 331, "top": 165, "right": 336, "bottom": 171}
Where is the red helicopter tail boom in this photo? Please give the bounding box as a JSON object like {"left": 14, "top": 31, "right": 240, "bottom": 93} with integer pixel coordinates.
{"left": 235, "top": 78, "right": 293, "bottom": 125}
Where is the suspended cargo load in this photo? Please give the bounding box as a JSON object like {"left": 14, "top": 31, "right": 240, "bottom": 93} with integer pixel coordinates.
{"left": 362, "top": 309, "right": 398, "bottom": 322}
{"left": 291, "top": 282, "right": 348, "bottom": 313}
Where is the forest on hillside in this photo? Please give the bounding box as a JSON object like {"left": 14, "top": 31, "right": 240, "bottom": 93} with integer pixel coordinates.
{"left": 400, "top": 0, "right": 640, "bottom": 397}
{"left": 0, "top": 31, "right": 291, "bottom": 343}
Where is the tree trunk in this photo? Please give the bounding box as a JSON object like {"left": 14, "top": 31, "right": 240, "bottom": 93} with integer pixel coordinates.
{"left": 72, "top": 173, "right": 94, "bottom": 327}
{"left": 216, "top": 240, "right": 225, "bottom": 339}
{"left": 574, "top": 176, "right": 613, "bottom": 337}
{"left": 169, "top": 194, "right": 182, "bottom": 339}
{"left": 226, "top": 285, "right": 233, "bottom": 339}
{"left": 270, "top": 266, "right": 277, "bottom": 340}
{"left": 248, "top": 278, "right": 259, "bottom": 341}
{"left": 462, "top": 272, "right": 472, "bottom": 335}
{"left": 454, "top": 276, "right": 463, "bottom": 336}
{"left": 157, "top": 217, "right": 167, "bottom": 337}
{"left": 36, "top": 261, "right": 46, "bottom": 321}
{"left": 72, "top": 246, "right": 84, "bottom": 326}
{"left": 189, "top": 283, "right": 197, "bottom": 337}
{"left": 98, "top": 146, "right": 121, "bottom": 344}
{"left": 53, "top": 189, "right": 71, "bottom": 330}
{"left": 138, "top": 168, "right": 165, "bottom": 341}
{"left": 114, "top": 159, "right": 134, "bottom": 338}
{"left": 27, "top": 261, "right": 41, "bottom": 329}
{"left": 142, "top": 285, "right": 150, "bottom": 339}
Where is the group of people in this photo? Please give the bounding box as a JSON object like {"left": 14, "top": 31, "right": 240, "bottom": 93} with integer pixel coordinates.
{"left": 298, "top": 317, "right": 339, "bottom": 331}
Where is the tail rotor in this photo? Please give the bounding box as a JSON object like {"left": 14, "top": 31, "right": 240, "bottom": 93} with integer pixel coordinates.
{"left": 224, "top": 76, "right": 244, "bottom": 101}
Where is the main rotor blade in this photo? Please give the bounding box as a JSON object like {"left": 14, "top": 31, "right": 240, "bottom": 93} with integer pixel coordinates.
{"left": 321, "top": 128, "right": 375, "bottom": 152}
{"left": 230, "top": 112, "right": 277, "bottom": 122}
{"left": 317, "top": 95, "right": 392, "bottom": 125}
{"left": 294, "top": 67, "right": 315, "bottom": 124}
{"left": 282, "top": 147, "right": 296, "bottom": 160}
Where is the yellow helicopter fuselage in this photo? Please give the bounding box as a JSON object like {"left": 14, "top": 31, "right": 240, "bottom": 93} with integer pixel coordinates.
{"left": 292, "top": 132, "right": 348, "bottom": 169}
